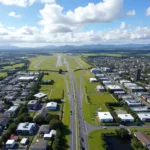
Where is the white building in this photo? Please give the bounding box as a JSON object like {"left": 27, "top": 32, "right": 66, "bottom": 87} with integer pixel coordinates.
{"left": 18, "top": 76, "right": 35, "bottom": 81}
{"left": 44, "top": 130, "right": 56, "bottom": 140}
{"left": 46, "top": 102, "right": 57, "bottom": 110}
{"left": 102, "top": 81, "right": 112, "bottom": 85}
{"left": 124, "top": 100, "right": 142, "bottom": 106}
{"left": 89, "top": 78, "right": 97, "bottom": 82}
{"left": 98, "top": 112, "right": 113, "bottom": 122}
{"left": 118, "top": 114, "right": 134, "bottom": 122}
{"left": 34, "top": 92, "right": 47, "bottom": 98}
{"left": 6, "top": 139, "right": 15, "bottom": 148}
{"left": 137, "top": 113, "right": 150, "bottom": 122}
{"left": 95, "top": 85, "right": 105, "bottom": 92}
{"left": 120, "top": 80, "right": 131, "bottom": 85}
{"left": 106, "top": 85, "right": 123, "bottom": 92}
{"left": 20, "top": 138, "right": 28, "bottom": 145}
{"left": 90, "top": 68, "right": 101, "bottom": 74}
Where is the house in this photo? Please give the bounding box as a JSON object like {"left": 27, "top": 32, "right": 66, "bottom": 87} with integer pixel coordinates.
{"left": 102, "top": 67, "right": 112, "bottom": 72}
{"left": 6, "top": 106, "right": 19, "bottom": 114}
{"left": 36, "top": 107, "right": 47, "bottom": 118}
{"left": 124, "top": 99, "right": 142, "bottom": 106}
{"left": 44, "top": 130, "right": 56, "bottom": 140}
{"left": 0, "top": 104, "right": 4, "bottom": 111}
{"left": 34, "top": 92, "right": 47, "bottom": 99}
{"left": 46, "top": 102, "right": 57, "bottom": 110}
{"left": 6, "top": 139, "right": 15, "bottom": 148}
{"left": 137, "top": 113, "right": 150, "bottom": 122}
{"left": 30, "top": 139, "right": 48, "bottom": 150}
{"left": 16, "top": 122, "right": 36, "bottom": 135}
{"left": 95, "top": 85, "right": 105, "bottom": 92}
{"left": 20, "top": 138, "right": 28, "bottom": 146}
{"left": 118, "top": 114, "right": 134, "bottom": 122}
{"left": 10, "top": 134, "right": 19, "bottom": 141}
{"left": 0, "top": 118, "right": 10, "bottom": 127}
{"left": 134, "top": 132, "right": 150, "bottom": 146}
{"left": 91, "top": 68, "right": 101, "bottom": 74}
{"left": 106, "top": 85, "right": 123, "bottom": 92}
{"left": 97, "top": 112, "right": 113, "bottom": 122}
{"left": 89, "top": 78, "right": 97, "bottom": 82}
{"left": 102, "top": 81, "right": 112, "bottom": 85}
{"left": 38, "top": 125, "right": 50, "bottom": 134}
{"left": 27, "top": 100, "right": 38, "bottom": 110}
{"left": 18, "top": 76, "right": 35, "bottom": 81}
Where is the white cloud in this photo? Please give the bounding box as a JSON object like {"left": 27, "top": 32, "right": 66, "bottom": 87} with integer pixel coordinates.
{"left": 126, "top": 10, "right": 136, "bottom": 16}
{"left": 8, "top": 12, "right": 21, "bottom": 18}
{"left": 1, "top": 23, "right": 150, "bottom": 47}
{"left": 120, "top": 22, "right": 126, "bottom": 29}
{"left": 39, "top": 0, "right": 123, "bottom": 32}
{"left": 146, "top": 7, "right": 150, "bottom": 16}
{"left": 41, "top": 0, "right": 55, "bottom": 3}
{"left": 0, "top": 0, "right": 55, "bottom": 7}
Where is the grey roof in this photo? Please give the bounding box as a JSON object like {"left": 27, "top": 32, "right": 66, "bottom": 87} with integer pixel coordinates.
{"left": 38, "top": 125, "right": 50, "bottom": 133}
{"left": 28, "top": 100, "right": 38, "bottom": 105}
{"left": 31, "top": 139, "right": 47, "bottom": 149}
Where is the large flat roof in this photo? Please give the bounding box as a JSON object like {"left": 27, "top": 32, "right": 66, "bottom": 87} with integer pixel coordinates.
{"left": 17, "top": 122, "right": 36, "bottom": 131}
{"left": 137, "top": 113, "right": 150, "bottom": 119}
{"left": 118, "top": 114, "right": 134, "bottom": 120}
{"left": 46, "top": 102, "right": 57, "bottom": 108}
{"left": 34, "top": 92, "right": 47, "bottom": 98}
{"left": 106, "top": 85, "right": 122, "bottom": 90}
{"left": 18, "top": 76, "right": 35, "bottom": 80}
{"left": 98, "top": 112, "right": 113, "bottom": 120}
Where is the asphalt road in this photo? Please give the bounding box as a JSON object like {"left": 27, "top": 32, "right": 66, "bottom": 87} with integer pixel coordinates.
{"left": 64, "top": 58, "right": 77, "bottom": 150}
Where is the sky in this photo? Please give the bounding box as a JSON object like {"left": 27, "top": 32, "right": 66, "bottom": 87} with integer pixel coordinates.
{"left": 0, "top": 0, "right": 150, "bottom": 47}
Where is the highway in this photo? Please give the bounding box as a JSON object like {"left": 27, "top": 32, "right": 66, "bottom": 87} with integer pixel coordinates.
{"left": 64, "top": 57, "right": 88, "bottom": 150}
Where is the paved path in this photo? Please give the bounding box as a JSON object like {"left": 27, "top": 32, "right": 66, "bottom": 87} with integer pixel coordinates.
{"left": 56, "top": 54, "right": 62, "bottom": 67}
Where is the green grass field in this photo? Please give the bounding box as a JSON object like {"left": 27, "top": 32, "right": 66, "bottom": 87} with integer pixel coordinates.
{"left": 88, "top": 129, "right": 115, "bottom": 150}
{"left": 0, "top": 72, "right": 7, "bottom": 77}
{"left": 29, "top": 54, "right": 66, "bottom": 71}
{"left": 4, "top": 63, "right": 24, "bottom": 69}
{"left": 88, "top": 128, "right": 150, "bottom": 150}
{"left": 81, "top": 70, "right": 116, "bottom": 125}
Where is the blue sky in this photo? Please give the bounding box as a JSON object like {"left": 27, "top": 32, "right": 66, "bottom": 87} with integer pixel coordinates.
{"left": 0, "top": 0, "right": 150, "bottom": 47}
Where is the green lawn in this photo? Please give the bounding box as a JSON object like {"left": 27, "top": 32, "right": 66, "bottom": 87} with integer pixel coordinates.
{"left": 88, "top": 129, "right": 115, "bottom": 150}
{"left": 0, "top": 72, "right": 7, "bottom": 77}
{"left": 82, "top": 70, "right": 116, "bottom": 125}
{"left": 4, "top": 63, "right": 24, "bottom": 69}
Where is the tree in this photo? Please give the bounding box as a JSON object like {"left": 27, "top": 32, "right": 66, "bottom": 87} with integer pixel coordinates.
{"left": 34, "top": 115, "right": 45, "bottom": 125}
{"left": 18, "top": 104, "right": 28, "bottom": 115}
{"left": 49, "top": 119, "right": 63, "bottom": 130}
{"left": 58, "top": 69, "right": 63, "bottom": 74}
{"left": 0, "top": 138, "right": 3, "bottom": 148}
{"left": 45, "top": 114, "right": 59, "bottom": 123}
{"left": 115, "top": 128, "right": 129, "bottom": 139}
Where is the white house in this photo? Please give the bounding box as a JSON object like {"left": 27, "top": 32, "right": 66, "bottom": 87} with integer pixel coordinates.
{"left": 89, "top": 78, "right": 97, "bottom": 82}
{"left": 46, "top": 102, "right": 57, "bottom": 110}
{"left": 106, "top": 85, "right": 123, "bottom": 92}
{"left": 118, "top": 114, "right": 134, "bottom": 122}
{"left": 44, "top": 130, "right": 56, "bottom": 140}
{"left": 98, "top": 112, "right": 113, "bottom": 122}
{"left": 6, "top": 139, "right": 15, "bottom": 148}
{"left": 95, "top": 85, "right": 105, "bottom": 92}
{"left": 34, "top": 92, "right": 47, "bottom": 98}
{"left": 90, "top": 68, "right": 101, "bottom": 74}
{"left": 137, "top": 113, "right": 150, "bottom": 122}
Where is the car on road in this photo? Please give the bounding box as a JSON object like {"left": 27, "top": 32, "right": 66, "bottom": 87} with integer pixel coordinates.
{"left": 70, "top": 111, "right": 72, "bottom": 115}
{"left": 81, "top": 137, "right": 84, "bottom": 142}
{"left": 103, "top": 127, "right": 107, "bottom": 129}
